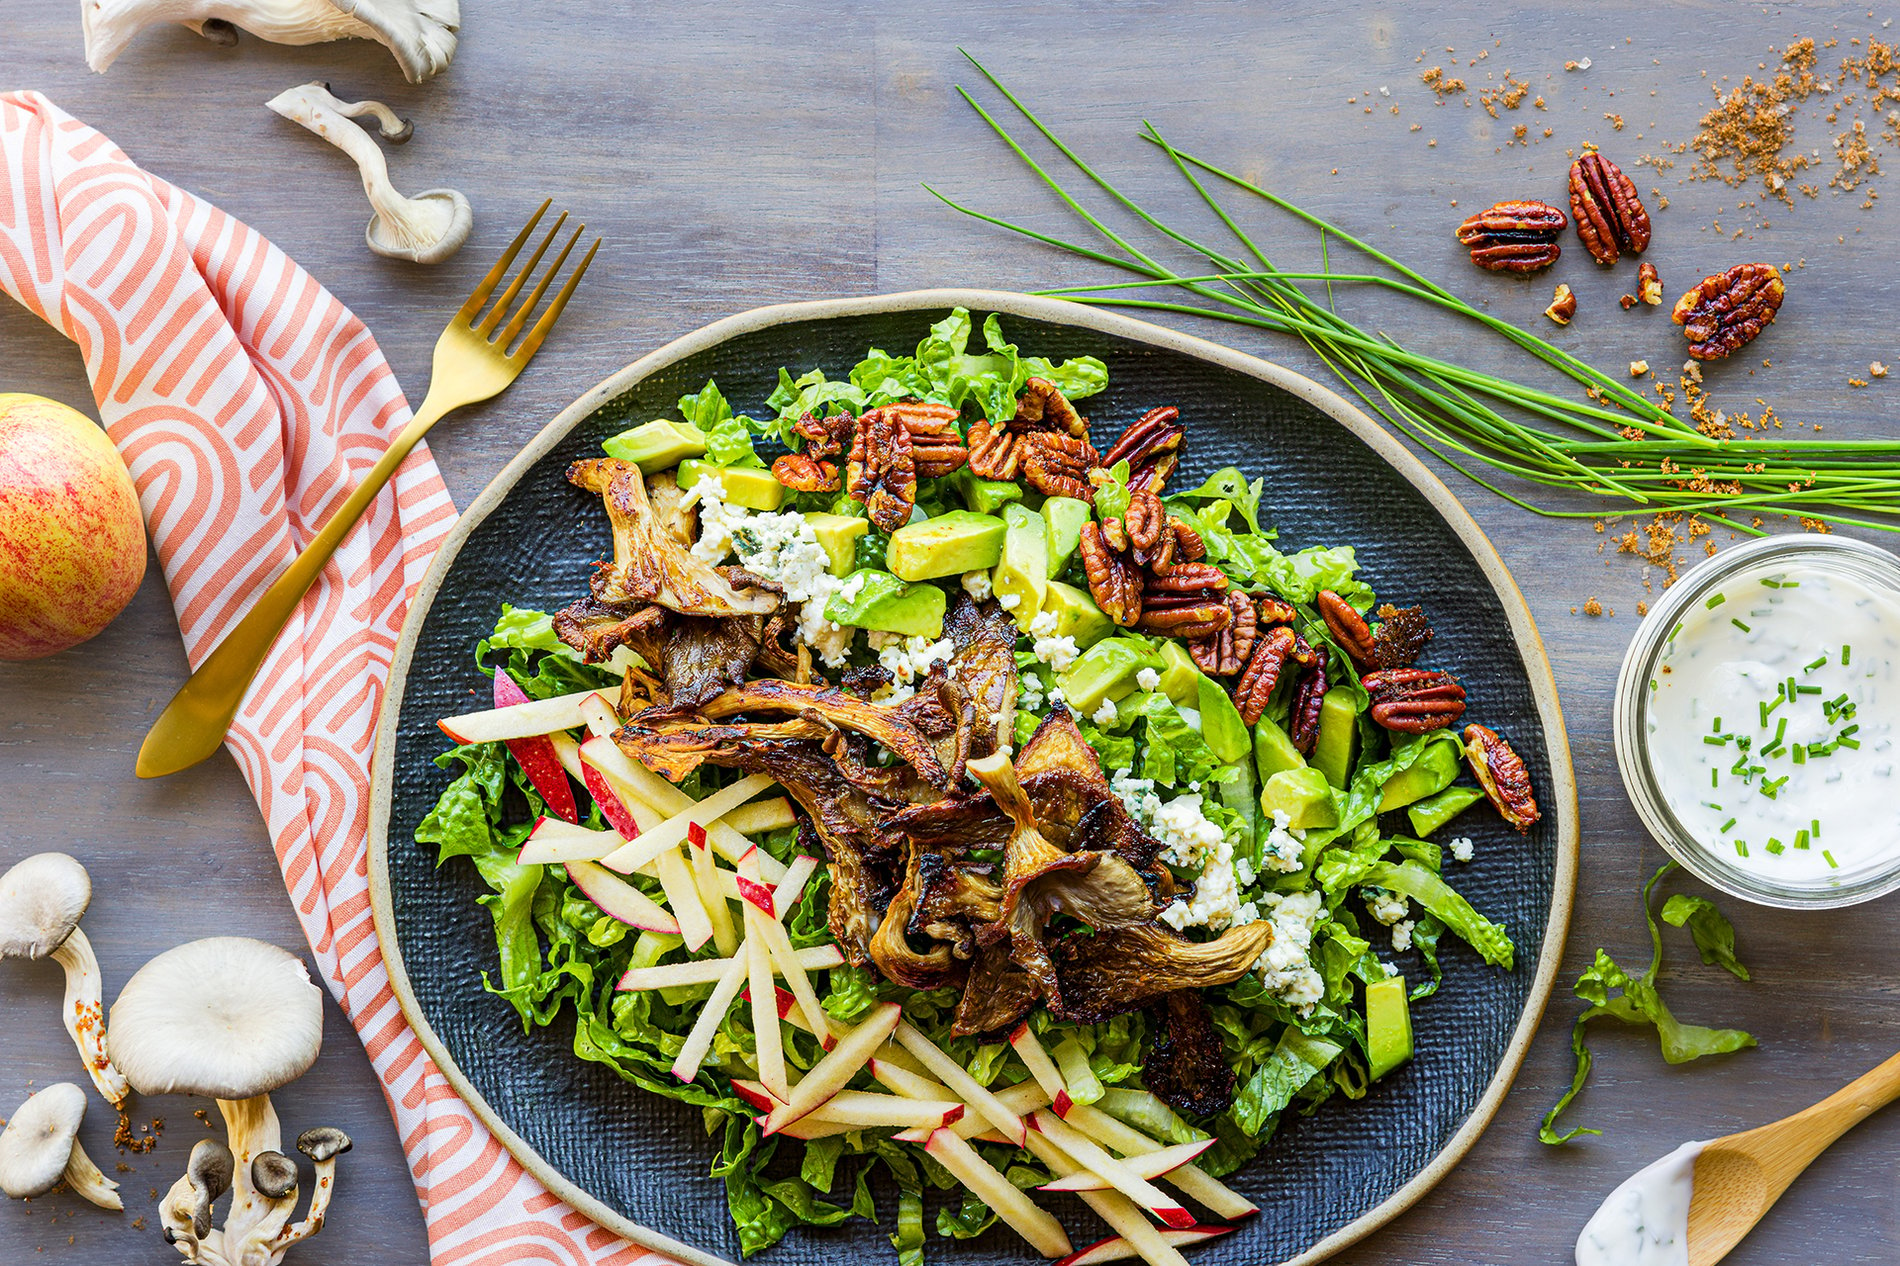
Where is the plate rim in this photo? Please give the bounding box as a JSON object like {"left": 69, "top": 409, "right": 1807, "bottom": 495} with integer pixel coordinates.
{"left": 367, "top": 287, "right": 1579, "bottom": 1266}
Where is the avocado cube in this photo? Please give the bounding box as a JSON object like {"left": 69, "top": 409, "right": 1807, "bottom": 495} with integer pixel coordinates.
{"left": 1157, "top": 640, "right": 1201, "bottom": 706}
{"left": 1312, "top": 689, "right": 1360, "bottom": 789}
{"left": 822, "top": 569, "right": 947, "bottom": 638}
{"left": 887, "top": 511, "right": 1008, "bottom": 582}
{"left": 1261, "top": 766, "right": 1340, "bottom": 831}
{"left": 1406, "top": 785, "right": 1485, "bottom": 838}
{"left": 959, "top": 474, "right": 1024, "bottom": 516}
{"left": 1038, "top": 581, "right": 1114, "bottom": 648}
{"left": 602, "top": 419, "right": 707, "bottom": 473}
{"left": 1253, "top": 717, "right": 1306, "bottom": 781}
{"left": 1057, "top": 637, "right": 1165, "bottom": 717}
{"left": 1377, "top": 738, "right": 1461, "bottom": 812}
{"left": 803, "top": 513, "right": 870, "bottom": 577}
{"left": 677, "top": 459, "right": 785, "bottom": 511}
{"left": 1196, "top": 675, "right": 1251, "bottom": 764}
{"left": 1041, "top": 496, "right": 1092, "bottom": 575}
{"left": 1365, "top": 974, "right": 1414, "bottom": 1080}
{"left": 991, "top": 503, "right": 1049, "bottom": 630}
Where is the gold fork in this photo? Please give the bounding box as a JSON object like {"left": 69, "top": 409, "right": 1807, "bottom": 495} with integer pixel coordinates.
{"left": 135, "top": 200, "right": 599, "bottom": 779}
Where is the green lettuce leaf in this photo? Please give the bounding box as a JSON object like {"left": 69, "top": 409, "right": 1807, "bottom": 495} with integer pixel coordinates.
{"left": 1661, "top": 893, "right": 1751, "bottom": 981}
{"left": 1232, "top": 1030, "right": 1343, "bottom": 1135}
{"left": 1358, "top": 860, "right": 1514, "bottom": 970}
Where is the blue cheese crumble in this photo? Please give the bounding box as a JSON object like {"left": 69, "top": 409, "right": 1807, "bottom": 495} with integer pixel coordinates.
{"left": 688, "top": 474, "right": 852, "bottom": 666}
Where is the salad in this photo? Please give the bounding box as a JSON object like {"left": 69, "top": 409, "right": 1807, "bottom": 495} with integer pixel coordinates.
{"left": 418, "top": 310, "right": 1537, "bottom": 1264}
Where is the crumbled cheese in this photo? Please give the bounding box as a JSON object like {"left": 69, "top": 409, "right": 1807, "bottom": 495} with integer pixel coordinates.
{"left": 1018, "top": 674, "right": 1045, "bottom": 712}
{"left": 873, "top": 635, "right": 954, "bottom": 704}
{"left": 1391, "top": 919, "right": 1416, "bottom": 953}
{"left": 1032, "top": 628, "right": 1079, "bottom": 673}
{"left": 1259, "top": 808, "right": 1305, "bottom": 874}
{"left": 1109, "top": 773, "right": 1155, "bottom": 822}
{"left": 1091, "top": 697, "right": 1119, "bottom": 727}
{"left": 1135, "top": 667, "right": 1161, "bottom": 693}
{"left": 1363, "top": 886, "right": 1409, "bottom": 926}
{"left": 1233, "top": 856, "right": 1256, "bottom": 889}
{"left": 687, "top": 473, "right": 854, "bottom": 666}
{"left": 998, "top": 591, "right": 1022, "bottom": 611}
{"left": 1449, "top": 836, "right": 1475, "bottom": 863}
{"left": 961, "top": 570, "right": 993, "bottom": 601}
{"left": 837, "top": 571, "right": 868, "bottom": 605}
{"left": 688, "top": 474, "right": 750, "bottom": 564}
{"left": 1028, "top": 610, "right": 1059, "bottom": 637}
{"left": 865, "top": 630, "right": 899, "bottom": 651}
{"left": 1045, "top": 685, "right": 1065, "bottom": 705}
{"left": 1253, "top": 890, "right": 1326, "bottom": 1014}
{"left": 1153, "top": 793, "right": 1255, "bottom": 933}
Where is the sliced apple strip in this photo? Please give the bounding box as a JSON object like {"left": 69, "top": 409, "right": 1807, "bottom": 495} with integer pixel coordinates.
{"left": 1031, "top": 1110, "right": 1194, "bottom": 1230}
{"left": 565, "top": 860, "right": 678, "bottom": 934}
{"left": 670, "top": 952, "right": 747, "bottom": 1083}
{"left": 1052, "top": 1225, "right": 1232, "bottom": 1266}
{"left": 769, "top": 1116, "right": 863, "bottom": 1141}
{"left": 760, "top": 1001, "right": 901, "bottom": 1136}
{"left": 896, "top": 1020, "right": 1030, "bottom": 1146}
{"left": 1011, "top": 1022, "right": 1070, "bottom": 1110}
{"left": 761, "top": 1090, "right": 961, "bottom": 1131}
{"left": 439, "top": 687, "right": 610, "bottom": 744}
{"left": 740, "top": 890, "right": 833, "bottom": 1046}
{"left": 1024, "top": 1134, "right": 1193, "bottom": 1266}
{"left": 548, "top": 729, "right": 585, "bottom": 782}
{"left": 600, "top": 773, "right": 777, "bottom": 873}
{"left": 924, "top": 1128, "right": 1070, "bottom": 1259}
{"left": 651, "top": 844, "right": 715, "bottom": 951}
{"left": 1038, "top": 1139, "right": 1215, "bottom": 1191}
{"left": 724, "top": 796, "right": 797, "bottom": 836}
{"left": 685, "top": 825, "right": 740, "bottom": 957}
{"left": 747, "top": 917, "right": 788, "bottom": 1100}
{"left": 869, "top": 1057, "right": 954, "bottom": 1102}
{"left": 1059, "top": 1104, "right": 1258, "bottom": 1221}
{"left": 619, "top": 944, "right": 844, "bottom": 992}
{"left": 519, "top": 818, "right": 624, "bottom": 866}
{"left": 490, "top": 673, "right": 581, "bottom": 822}
{"left": 896, "top": 1079, "right": 1052, "bottom": 1143}
{"left": 576, "top": 727, "right": 784, "bottom": 880}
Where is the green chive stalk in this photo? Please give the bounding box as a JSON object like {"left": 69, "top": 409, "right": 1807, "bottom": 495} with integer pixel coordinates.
{"left": 934, "top": 54, "right": 1900, "bottom": 535}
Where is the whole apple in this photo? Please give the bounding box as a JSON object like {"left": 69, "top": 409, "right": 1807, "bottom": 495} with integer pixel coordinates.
{"left": 0, "top": 393, "right": 148, "bottom": 660}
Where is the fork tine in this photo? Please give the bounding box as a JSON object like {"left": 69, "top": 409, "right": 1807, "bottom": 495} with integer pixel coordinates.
{"left": 476, "top": 211, "right": 568, "bottom": 337}
{"left": 511, "top": 236, "right": 600, "bottom": 362}
{"left": 497, "top": 223, "right": 583, "bottom": 350}
{"left": 456, "top": 198, "right": 551, "bottom": 324}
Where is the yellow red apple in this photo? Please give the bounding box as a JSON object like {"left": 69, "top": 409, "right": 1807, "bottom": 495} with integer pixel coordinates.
{"left": 0, "top": 393, "right": 147, "bottom": 660}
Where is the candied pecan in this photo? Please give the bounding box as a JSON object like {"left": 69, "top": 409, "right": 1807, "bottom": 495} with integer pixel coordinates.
{"left": 1545, "top": 283, "right": 1577, "bottom": 326}
{"left": 1138, "top": 563, "right": 1231, "bottom": 639}
{"left": 965, "top": 419, "right": 1020, "bottom": 480}
{"left": 1455, "top": 200, "right": 1566, "bottom": 273}
{"left": 1014, "top": 376, "right": 1090, "bottom": 438}
{"left": 1638, "top": 262, "right": 1663, "bottom": 306}
{"left": 792, "top": 409, "right": 853, "bottom": 459}
{"left": 1316, "top": 589, "right": 1375, "bottom": 667}
{"left": 1233, "top": 626, "right": 1312, "bottom": 726}
{"left": 1371, "top": 603, "right": 1434, "bottom": 669}
{"left": 1100, "top": 406, "right": 1184, "bottom": 492}
{"left": 1020, "top": 431, "right": 1101, "bottom": 500}
{"left": 1171, "top": 517, "right": 1206, "bottom": 563}
{"left": 1464, "top": 723, "right": 1541, "bottom": 831}
{"left": 1123, "top": 487, "right": 1174, "bottom": 571}
{"left": 1671, "top": 263, "right": 1785, "bottom": 361}
{"left": 883, "top": 401, "right": 969, "bottom": 478}
{"left": 1568, "top": 151, "right": 1650, "bottom": 266}
{"left": 771, "top": 452, "right": 840, "bottom": 492}
{"left": 1254, "top": 594, "right": 1298, "bottom": 627}
{"left": 1288, "top": 647, "right": 1331, "bottom": 755}
{"left": 1079, "top": 522, "right": 1142, "bottom": 626}
{"left": 1363, "top": 668, "right": 1466, "bottom": 733}
{"left": 1189, "top": 592, "right": 1259, "bottom": 675}
{"left": 847, "top": 407, "right": 916, "bottom": 532}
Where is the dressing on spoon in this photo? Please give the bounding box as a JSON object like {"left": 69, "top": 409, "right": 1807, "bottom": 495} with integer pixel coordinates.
{"left": 1574, "top": 1140, "right": 1706, "bottom": 1266}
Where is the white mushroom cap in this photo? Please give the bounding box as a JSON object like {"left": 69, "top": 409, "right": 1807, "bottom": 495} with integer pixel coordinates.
{"left": 0, "top": 853, "right": 91, "bottom": 960}
{"left": 0, "top": 1083, "right": 88, "bottom": 1198}
{"left": 108, "top": 938, "right": 323, "bottom": 1100}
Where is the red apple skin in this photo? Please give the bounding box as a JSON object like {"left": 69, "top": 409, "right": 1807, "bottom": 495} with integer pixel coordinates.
{"left": 0, "top": 394, "right": 146, "bottom": 660}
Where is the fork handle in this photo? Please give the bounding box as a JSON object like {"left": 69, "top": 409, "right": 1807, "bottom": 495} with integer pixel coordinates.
{"left": 134, "top": 397, "right": 450, "bottom": 779}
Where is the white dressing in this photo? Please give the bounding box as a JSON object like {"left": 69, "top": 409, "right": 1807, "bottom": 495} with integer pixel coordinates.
{"left": 1575, "top": 1140, "right": 1705, "bottom": 1266}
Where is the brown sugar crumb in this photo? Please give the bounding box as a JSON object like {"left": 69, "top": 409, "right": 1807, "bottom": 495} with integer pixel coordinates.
{"left": 1873, "top": 361, "right": 1890, "bottom": 377}
{"left": 1421, "top": 66, "right": 1468, "bottom": 99}
{"left": 1479, "top": 71, "right": 1533, "bottom": 117}
{"left": 1637, "top": 601, "right": 1650, "bottom": 615}
{"left": 1606, "top": 112, "right": 1627, "bottom": 130}
{"left": 1802, "top": 517, "right": 1836, "bottom": 533}
{"left": 1582, "top": 598, "right": 1604, "bottom": 616}
{"left": 114, "top": 1111, "right": 163, "bottom": 1155}
{"left": 1850, "top": 377, "right": 1871, "bottom": 387}
{"left": 131, "top": 1218, "right": 146, "bottom": 1232}
{"left": 194, "top": 1109, "right": 213, "bottom": 1128}
{"left": 114, "top": 1163, "right": 132, "bottom": 1174}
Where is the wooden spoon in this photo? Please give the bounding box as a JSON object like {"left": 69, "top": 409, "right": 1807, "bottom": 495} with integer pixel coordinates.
{"left": 1687, "top": 1049, "right": 1900, "bottom": 1264}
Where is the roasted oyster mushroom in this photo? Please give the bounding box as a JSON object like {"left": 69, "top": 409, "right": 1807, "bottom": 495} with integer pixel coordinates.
{"left": 1051, "top": 921, "right": 1273, "bottom": 1024}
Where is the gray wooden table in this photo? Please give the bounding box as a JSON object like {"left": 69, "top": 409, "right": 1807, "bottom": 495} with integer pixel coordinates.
{"left": 4, "top": 3, "right": 1898, "bottom": 1262}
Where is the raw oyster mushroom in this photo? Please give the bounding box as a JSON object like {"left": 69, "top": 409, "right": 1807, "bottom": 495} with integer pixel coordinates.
{"left": 82, "top": 0, "right": 460, "bottom": 83}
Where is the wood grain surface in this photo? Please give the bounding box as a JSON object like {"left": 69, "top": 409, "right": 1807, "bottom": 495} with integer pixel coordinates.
{"left": 2, "top": 3, "right": 1897, "bottom": 1263}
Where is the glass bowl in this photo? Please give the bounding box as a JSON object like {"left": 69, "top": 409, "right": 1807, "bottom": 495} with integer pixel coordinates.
{"left": 1613, "top": 534, "right": 1900, "bottom": 909}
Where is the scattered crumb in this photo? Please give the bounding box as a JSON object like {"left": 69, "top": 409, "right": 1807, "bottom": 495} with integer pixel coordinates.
{"left": 1629, "top": 359, "right": 1650, "bottom": 376}
{"left": 1582, "top": 597, "right": 1605, "bottom": 616}
{"left": 1873, "top": 361, "right": 1890, "bottom": 377}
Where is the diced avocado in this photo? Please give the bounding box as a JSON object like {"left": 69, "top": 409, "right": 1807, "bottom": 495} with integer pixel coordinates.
{"left": 1365, "top": 974, "right": 1414, "bottom": 1081}
{"left": 1196, "top": 675, "right": 1250, "bottom": 764}
{"left": 1040, "top": 581, "right": 1114, "bottom": 648}
{"left": 991, "top": 503, "right": 1049, "bottom": 630}
{"left": 1057, "top": 637, "right": 1164, "bottom": 717}
{"left": 1253, "top": 717, "right": 1306, "bottom": 781}
{"left": 1261, "top": 766, "right": 1340, "bottom": 831}
{"left": 1041, "top": 496, "right": 1092, "bottom": 576}
{"left": 887, "top": 511, "right": 1007, "bottom": 582}
{"left": 602, "top": 419, "right": 706, "bottom": 473}
{"left": 1157, "top": 640, "right": 1202, "bottom": 706}
{"left": 803, "top": 513, "right": 869, "bottom": 578}
{"left": 677, "top": 458, "right": 785, "bottom": 511}
{"left": 1377, "top": 739, "right": 1462, "bottom": 812}
{"left": 959, "top": 474, "right": 1024, "bottom": 516}
{"left": 822, "top": 569, "right": 946, "bottom": 638}
{"left": 1313, "top": 689, "right": 1360, "bottom": 789}
{"left": 1407, "top": 785, "right": 1486, "bottom": 838}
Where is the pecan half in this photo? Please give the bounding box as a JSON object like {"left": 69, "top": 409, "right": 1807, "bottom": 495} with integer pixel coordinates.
{"left": 1637, "top": 262, "right": 1663, "bottom": 306}
{"left": 1316, "top": 590, "right": 1375, "bottom": 667}
{"left": 1371, "top": 603, "right": 1434, "bottom": 669}
{"left": 1671, "top": 263, "right": 1785, "bottom": 361}
{"left": 1188, "top": 592, "right": 1259, "bottom": 675}
{"left": 1171, "top": 517, "right": 1207, "bottom": 563}
{"left": 965, "top": 419, "right": 1021, "bottom": 480}
{"left": 1464, "top": 723, "right": 1541, "bottom": 831}
{"left": 1455, "top": 200, "right": 1566, "bottom": 273}
{"left": 847, "top": 407, "right": 916, "bottom": 532}
{"left": 1137, "top": 563, "right": 1231, "bottom": 639}
{"left": 1123, "top": 487, "right": 1176, "bottom": 572}
{"left": 1254, "top": 594, "right": 1298, "bottom": 627}
{"left": 1233, "top": 626, "right": 1317, "bottom": 726}
{"left": 1362, "top": 667, "right": 1466, "bottom": 733}
{"left": 1288, "top": 647, "right": 1330, "bottom": 755}
{"left": 1568, "top": 151, "right": 1651, "bottom": 265}
{"left": 1545, "top": 283, "right": 1577, "bottom": 326}
{"left": 1101, "top": 406, "right": 1185, "bottom": 492}
{"left": 1020, "top": 431, "right": 1101, "bottom": 500}
{"left": 888, "top": 401, "right": 969, "bottom": 478}
{"left": 770, "top": 452, "right": 840, "bottom": 492}
{"left": 1079, "top": 522, "right": 1142, "bottom": 626}
{"left": 792, "top": 410, "right": 853, "bottom": 459}
{"left": 1014, "top": 376, "right": 1090, "bottom": 438}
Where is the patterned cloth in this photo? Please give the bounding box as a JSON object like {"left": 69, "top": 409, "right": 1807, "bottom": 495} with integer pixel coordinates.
{"left": 0, "top": 91, "right": 671, "bottom": 1266}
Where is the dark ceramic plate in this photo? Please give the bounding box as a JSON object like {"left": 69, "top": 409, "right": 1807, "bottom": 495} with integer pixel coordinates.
{"left": 369, "top": 291, "right": 1577, "bottom": 1266}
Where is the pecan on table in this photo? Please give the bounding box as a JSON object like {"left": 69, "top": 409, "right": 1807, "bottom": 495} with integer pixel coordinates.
{"left": 1189, "top": 592, "right": 1259, "bottom": 675}
{"left": 1101, "top": 406, "right": 1185, "bottom": 493}
{"left": 1671, "top": 263, "right": 1784, "bottom": 361}
{"left": 1545, "top": 283, "right": 1577, "bottom": 326}
{"left": 1455, "top": 200, "right": 1566, "bottom": 273}
{"left": 1371, "top": 603, "right": 1434, "bottom": 669}
{"left": 1316, "top": 589, "right": 1376, "bottom": 667}
{"left": 1136, "top": 563, "right": 1231, "bottom": 639}
{"left": 1568, "top": 151, "right": 1651, "bottom": 266}
{"left": 1637, "top": 262, "right": 1664, "bottom": 307}
{"left": 1464, "top": 722, "right": 1541, "bottom": 831}
{"left": 886, "top": 401, "right": 969, "bottom": 478}
{"left": 1233, "top": 625, "right": 1317, "bottom": 727}
{"left": 847, "top": 407, "right": 917, "bottom": 532}
{"left": 1020, "top": 431, "right": 1101, "bottom": 500}
{"left": 1079, "top": 522, "right": 1143, "bottom": 626}
{"left": 1362, "top": 667, "right": 1466, "bottom": 733}
{"left": 1288, "top": 646, "right": 1330, "bottom": 754}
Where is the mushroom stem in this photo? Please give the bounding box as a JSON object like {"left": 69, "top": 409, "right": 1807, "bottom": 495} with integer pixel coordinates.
{"left": 333, "top": 94, "right": 413, "bottom": 143}
{"left": 270, "top": 1126, "right": 351, "bottom": 1250}
{"left": 50, "top": 927, "right": 131, "bottom": 1107}
{"left": 160, "top": 1138, "right": 235, "bottom": 1266}
{"left": 211, "top": 1096, "right": 281, "bottom": 1256}
{"left": 60, "top": 1137, "right": 123, "bottom": 1211}
{"left": 229, "top": 1153, "right": 298, "bottom": 1266}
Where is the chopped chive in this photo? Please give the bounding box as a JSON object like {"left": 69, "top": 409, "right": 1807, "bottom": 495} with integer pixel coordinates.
{"left": 1731, "top": 618, "right": 1752, "bottom": 633}
{"left": 1704, "top": 735, "right": 1729, "bottom": 746}
{"left": 1786, "top": 676, "right": 1800, "bottom": 701}
{"left": 1711, "top": 767, "right": 1721, "bottom": 788}
{"left": 1735, "top": 840, "right": 1750, "bottom": 858}
{"left": 1720, "top": 817, "right": 1737, "bottom": 833}
{"left": 1840, "top": 724, "right": 1860, "bottom": 737}
{"left": 1812, "top": 818, "right": 1822, "bottom": 836}
{"left": 1793, "top": 744, "right": 1806, "bottom": 764}
{"left": 1824, "top": 849, "right": 1839, "bottom": 869}
{"left": 1773, "top": 717, "right": 1788, "bottom": 746}
{"left": 1713, "top": 716, "right": 1723, "bottom": 731}
{"left": 1839, "top": 737, "right": 1861, "bottom": 750}
{"left": 1794, "top": 829, "right": 1810, "bottom": 850}
{"left": 1766, "top": 838, "right": 1786, "bottom": 855}
{"left": 1760, "top": 577, "right": 1781, "bottom": 588}
{"left": 1707, "top": 592, "right": 1727, "bottom": 609}
{"left": 1761, "top": 742, "right": 1784, "bottom": 759}
{"left": 1843, "top": 645, "right": 1852, "bottom": 665}
{"left": 1804, "top": 654, "right": 1829, "bottom": 672}
{"left": 1797, "top": 684, "right": 1822, "bottom": 695}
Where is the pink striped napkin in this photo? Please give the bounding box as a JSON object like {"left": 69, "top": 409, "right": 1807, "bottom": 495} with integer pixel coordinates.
{"left": 0, "top": 91, "right": 672, "bottom": 1266}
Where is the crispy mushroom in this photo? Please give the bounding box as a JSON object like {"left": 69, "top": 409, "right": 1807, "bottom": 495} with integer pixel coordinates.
{"left": 267, "top": 81, "right": 471, "bottom": 264}
{"left": 158, "top": 1138, "right": 234, "bottom": 1260}
{"left": 107, "top": 938, "right": 323, "bottom": 1265}
{"left": 0, "top": 853, "right": 130, "bottom": 1106}
{"left": 83, "top": 0, "right": 460, "bottom": 83}
{"left": 0, "top": 1082, "right": 121, "bottom": 1210}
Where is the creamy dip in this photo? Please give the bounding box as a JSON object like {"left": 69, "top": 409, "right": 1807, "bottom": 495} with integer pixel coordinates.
{"left": 1575, "top": 1140, "right": 1705, "bottom": 1266}
{"left": 1646, "top": 560, "right": 1900, "bottom": 887}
